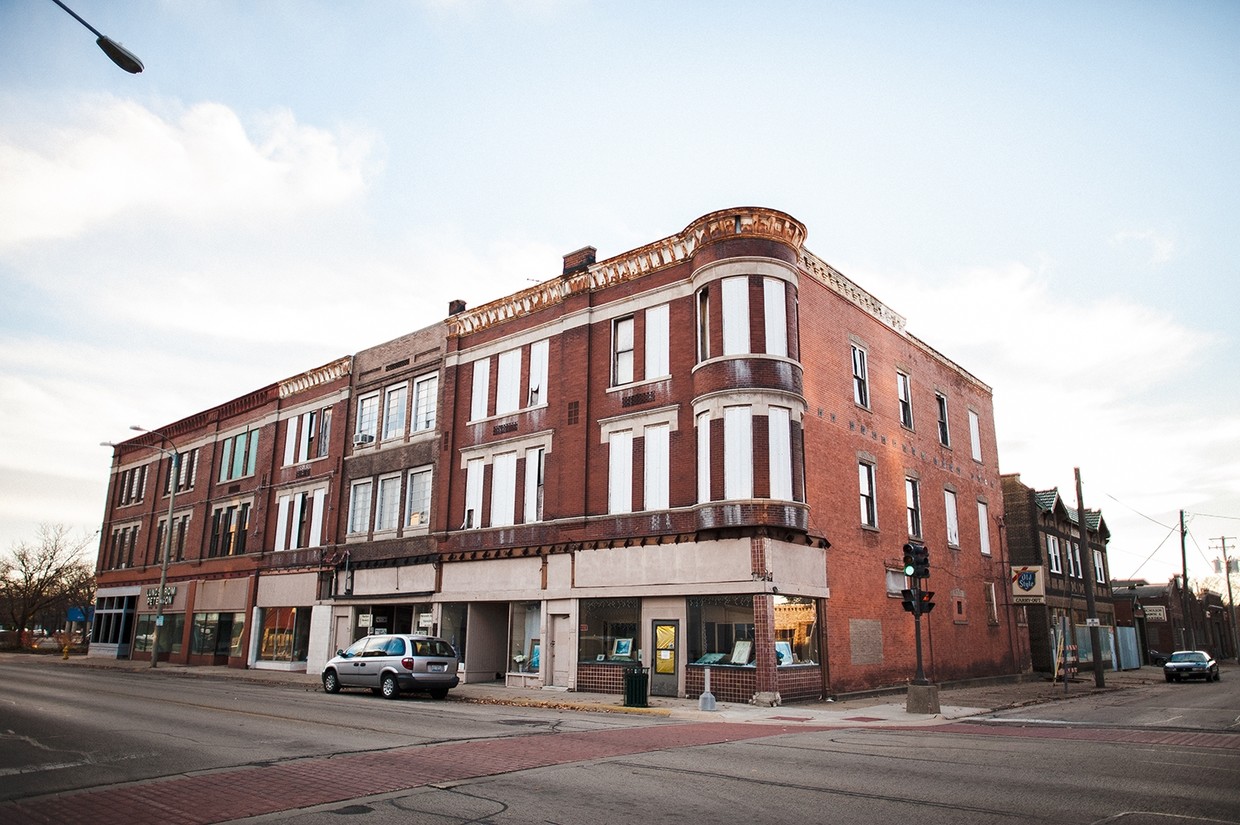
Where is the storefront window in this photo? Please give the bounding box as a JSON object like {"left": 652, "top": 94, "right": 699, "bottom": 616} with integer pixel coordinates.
{"left": 508, "top": 601, "right": 541, "bottom": 672}
{"left": 191, "top": 612, "right": 246, "bottom": 656}
{"left": 133, "top": 613, "right": 185, "bottom": 654}
{"left": 577, "top": 598, "right": 639, "bottom": 663}
{"left": 688, "top": 595, "right": 754, "bottom": 665}
{"left": 91, "top": 595, "right": 135, "bottom": 645}
{"left": 440, "top": 603, "right": 467, "bottom": 661}
{"left": 773, "top": 595, "right": 818, "bottom": 665}
{"left": 257, "top": 606, "right": 311, "bottom": 663}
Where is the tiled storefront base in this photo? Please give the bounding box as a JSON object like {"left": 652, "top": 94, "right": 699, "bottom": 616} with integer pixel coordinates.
{"left": 685, "top": 665, "right": 823, "bottom": 704}
{"left": 576, "top": 662, "right": 629, "bottom": 694}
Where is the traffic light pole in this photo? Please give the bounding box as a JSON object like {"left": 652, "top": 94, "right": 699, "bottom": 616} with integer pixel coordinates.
{"left": 912, "top": 581, "right": 929, "bottom": 686}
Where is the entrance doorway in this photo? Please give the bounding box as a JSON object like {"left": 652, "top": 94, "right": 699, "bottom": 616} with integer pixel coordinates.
{"left": 650, "top": 620, "right": 679, "bottom": 697}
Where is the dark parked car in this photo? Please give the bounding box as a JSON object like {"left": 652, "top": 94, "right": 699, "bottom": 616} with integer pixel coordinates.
{"left": 322, "top": 633, "right": 460, "bottom": 699}
{"left": 1163, "top": 650, "right": 1219, "bottom": 682}
{"left": 1147, "top": 649, "right": 1169, "bottom": 667}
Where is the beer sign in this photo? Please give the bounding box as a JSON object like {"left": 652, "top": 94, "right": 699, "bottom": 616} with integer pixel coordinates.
{"left": 1010, "top": 566, "right": 1046, "bottom": 604}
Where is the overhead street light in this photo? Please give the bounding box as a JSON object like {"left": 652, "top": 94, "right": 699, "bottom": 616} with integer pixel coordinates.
{"left": 51, "top": 0, "right": 144, "bottom": 74}
{"left": 102, "top": 425, "right": 180, "bottom": 667}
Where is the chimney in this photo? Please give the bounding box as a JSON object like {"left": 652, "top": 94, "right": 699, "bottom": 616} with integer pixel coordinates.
{"left": 562, "top": 246, "right": 596, "bottom": 276}
{"left": 449, "top": 299, "right": 467, "bottom": 315}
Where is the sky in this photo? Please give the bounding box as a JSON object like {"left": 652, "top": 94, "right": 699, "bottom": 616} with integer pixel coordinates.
{"left": 1, "top": 1, "right": 1237, "bottom": 589}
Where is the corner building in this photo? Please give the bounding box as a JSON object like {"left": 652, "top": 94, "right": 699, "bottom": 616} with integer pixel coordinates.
{"left": 410, "top": 207, "right": 1023, "bottom": 701}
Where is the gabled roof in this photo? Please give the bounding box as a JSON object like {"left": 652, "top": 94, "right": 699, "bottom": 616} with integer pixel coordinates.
{"left": 1033, "top": 487, "right": 1109, "bottom": 540}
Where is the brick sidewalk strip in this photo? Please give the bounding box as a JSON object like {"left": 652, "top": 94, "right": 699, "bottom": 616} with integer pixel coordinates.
{"left": 0, "top": 722, "right": 826, "bottom": 825}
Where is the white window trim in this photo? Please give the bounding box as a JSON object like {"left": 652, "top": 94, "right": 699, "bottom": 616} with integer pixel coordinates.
{"left": 968, "top": 409, "right": 982, "bottom": 462}
{"left": 375, "top": 473, "right": 402, "bottom": 533}
{"left": 944, "top": 489, "right": 960, "bottom": 547}
{"left": 977, "top": 500, "right": 991, "bottom": 556}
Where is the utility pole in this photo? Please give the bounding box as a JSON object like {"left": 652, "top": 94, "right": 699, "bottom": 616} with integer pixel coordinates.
{"left": 1075, "top": 468, "right": 1105, "bottom": 688}
{"left": 1211, "top": 536, "right": 1239, "bottom": 664}
{"left": 1181, "top": 510, "right": 1195, "bottom": 649}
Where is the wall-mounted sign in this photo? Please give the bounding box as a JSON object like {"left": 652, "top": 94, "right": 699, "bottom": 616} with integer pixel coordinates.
{"left": 1144, "top": 605, "right": 1167, "bottom": 622}
{"left": 358, "top": 613, "right": 373, "bottom": 628}
{"left": 1010, "top": 566, "right": 1046, "bottom": 604}
{"left": 145, "top": 586, "right": 176, "bottom": 607}
{"left": 418, "top": 613, "right": 433, "bottom": 629}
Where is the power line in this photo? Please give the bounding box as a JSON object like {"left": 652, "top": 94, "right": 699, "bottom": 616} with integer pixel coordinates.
{"left": 1126, "top": 521, "right": 1181, "bottom": 580}
{"left": 1104, "top": 492, "right": 1173, "bottom": 529}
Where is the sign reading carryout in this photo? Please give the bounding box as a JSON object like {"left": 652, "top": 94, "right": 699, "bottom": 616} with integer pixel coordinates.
{"left": 1010, "top": 566, "right": 1046, "bottom": 604}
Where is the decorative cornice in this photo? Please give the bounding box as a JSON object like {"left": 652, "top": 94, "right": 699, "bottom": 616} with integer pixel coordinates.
{"left": 448, "top": 207, "right": 806, "bottom": 338}
{"left": 279, "top": 356, "right": 352, "bottom": 399}
{"left": 798, "top": 250, "right": 906, "bottom": 333}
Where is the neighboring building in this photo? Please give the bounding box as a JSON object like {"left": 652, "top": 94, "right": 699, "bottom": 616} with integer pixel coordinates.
{"left": 95, "top": 207, "right": 1027, "bottom": 701}
{"left": 1001, "top": 474, "right": 1115, "bottom": 672}
{"left": 93, "top": 357, "right": 351, "bottom": 669}
{"left": 324, "top": 323, "right": 450, "bottom": 663}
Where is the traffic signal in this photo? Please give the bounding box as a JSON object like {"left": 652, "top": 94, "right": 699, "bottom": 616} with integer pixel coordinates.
{"left": 901, "top": 588, "right": 916, "bottom": 612}
{"left": 902, "top": 544, "right": 917, "bottom": 577}
{"left": 918, "top": 590, "right": 936, "bottom": 614}
{"left": 912, "top": 543, "right": 931, "bottom": 579}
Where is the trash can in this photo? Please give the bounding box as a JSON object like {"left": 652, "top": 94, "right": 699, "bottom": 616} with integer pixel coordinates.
{"left": 623, "top": 666, "right": 649, "bottom": 708}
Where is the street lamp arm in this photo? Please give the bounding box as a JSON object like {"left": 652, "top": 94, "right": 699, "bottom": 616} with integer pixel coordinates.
{"left": 50, "top": 0, "right": 144, "bottom": 74}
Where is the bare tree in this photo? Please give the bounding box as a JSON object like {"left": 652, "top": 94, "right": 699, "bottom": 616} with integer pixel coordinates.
{"left": 0, "top": 524, "right": 96, "bottom": 642}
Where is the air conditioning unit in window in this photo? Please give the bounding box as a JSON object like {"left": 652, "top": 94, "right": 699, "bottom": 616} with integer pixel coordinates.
{"left": 352, "top": 432, "right": 375, "bottom": 446}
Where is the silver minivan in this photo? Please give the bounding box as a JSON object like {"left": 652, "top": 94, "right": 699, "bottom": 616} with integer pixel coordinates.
{"left": 322, "top": 633, "right": 460, "bottom": 699}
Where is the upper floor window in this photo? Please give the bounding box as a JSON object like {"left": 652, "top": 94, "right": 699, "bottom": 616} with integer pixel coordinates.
{"left": 697, "top": 286, "right": 710, "bottom": 362}
{"left": 382, "top": 384, "right": 408, "bottom": 441}
{"left": 935, "top": 393, "right": 951, "bottom": 447}
{"left": 644, "top": 423, "right": 670, "bottom": 511}
{"left": 1047, "top": 534, "right": 1062, "bottom": 574}
{"left": 721, "top": 277, "right": 750, "bottom": 355}
{"left": 984, "top": 582, "right": 999, "bottom": 624}
{"left": 274, "top": 489, "right": 325, "bottom": 550}
{"left": 851, "top": 345, "right": 869, "bottom": 408}
{"left": 768, "top": 407, "right": 793, "bottom": 500}
{"left": 219, "top": 432, "right": 258, "bottom": 483}
{"left": 944, "top": 489, "right": 960, "bottom": 547}
{"left": 155, "top": 512, "right": 190, "bottom": 562}
{"left": 859, "top": 462, "right": 877, "bottom": 527}
{"left": 608, "top": 430, "right": 634, "bottom": 515}
{"left": 978, "top": 500, "right": 991, "bottom": 555}
{"left": 897, "top": 372, "right": 913, "bottom": 429}
{"left": 490, "top": 452, "right": 518, "bottom": 527}
{"left": 645, "top": 304, "right": 670, "bottom": 379}
{"left": 165, "top": 447, "right": 200, "bottom": 494}
{"left": 1093, "top": 549, "right": 1106, "bottom": 584}
{"left": 905, "top": 477, "right": 922, "bottom": 538}
{"left": 523, "top": 447, "right": 545, "bottom": 523}
{"left": 348, "top": 480, "right": 372, "bottom": 534}
{"left": 1069, "top": 541, "right": 1083, "bottom": 579}
{"left": 968, "top": 409, "right": 982, "bottom": 461}
{"left": 116, "top": 464, "right": 148, "bottom": 506}
{"left": 496, "top": 349, "right": 522, "bottom": 415}
{"left": 208, "top": 502, "right": 250, "bottom": 557}
{"left": 284, "top": 410, "right": 328, "bottom": 466}
{"left": 413, "top": 374, "right": 438, "bottom": 431}
{"left": 724, "top": 406, "right": 753, "bottom": 499}
{"left": 612, "top": 317, "right": 635, "bottom": 386}
{"left": 356, "top": 394, "right": 379, "bottom": 443}
{"left": 406, "top": 467, "right": 432, "bottom": 528}
{"left": 527, "top": 341, "right": 549, "bottom": 407}
{"left": 763, "top": 278, "right": 788, "bottom": 358}
{"left": 469, "top": 358, "right": 490, "bottom": 421}
{"left": 375, "top": 474, "right": 402, "bottom": 532}
{"left": 696, "top": 411, "right": 711, "bottom": 503}
{"left": 463, "top": 458, "right": 484, "bottom": 528}
{"left": 107, "top": 524, "right": 139, "bottom": 570}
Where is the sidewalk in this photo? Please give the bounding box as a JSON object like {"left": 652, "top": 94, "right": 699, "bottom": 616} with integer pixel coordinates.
{"left": 5, "top": 650, "right": 1184, "bottom": 727}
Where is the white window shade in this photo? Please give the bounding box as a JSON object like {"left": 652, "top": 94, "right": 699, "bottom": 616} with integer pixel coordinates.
{"left": 724, "top": 406, "right": 753, "bottom": 499}
{"left": 767, "top": 407, "right": 792, "bottom": 500}
{"left": 608, "top": 430, "right": 633, "bottom": 514}
{"left": 470, "top": 358, "right": 490, "bottom": 421}
{"left": 491, "top": 452, "right": 517, "bottom": 527}
{"left": 644, "top": 423, "right": 669, "bottom": 510}
{"left": 645, "top": 305, "right": 669, "bottom": 378}
{"left": 722, "top": 277, "right": 750, "bottom": 355}
{"left": 763, "top": 278, "right": 787, "bottom": 357}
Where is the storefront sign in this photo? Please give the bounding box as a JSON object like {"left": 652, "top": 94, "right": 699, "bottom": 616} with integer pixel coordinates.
{"left": 1145, "top": 605, "right": 1167, "bottom": 622}
{"left": 358, "top": 613, "right": 373, "bottom": 628}
{"left": 145, "top": 586, "right": 175, "bottom": 607}
{"left": 418, "top": 613, "right": 433, "bottom": 629}
{"left": 1010, "top": 566, "right": 1045, "bottom": 604}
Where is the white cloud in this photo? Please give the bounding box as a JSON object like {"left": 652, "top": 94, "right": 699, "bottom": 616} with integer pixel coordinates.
{"left": 1110, "top": 229, "right": 1176, "bottom": 265}
{"left": 0, "top": 96, "right": 376, "bottom": 250}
